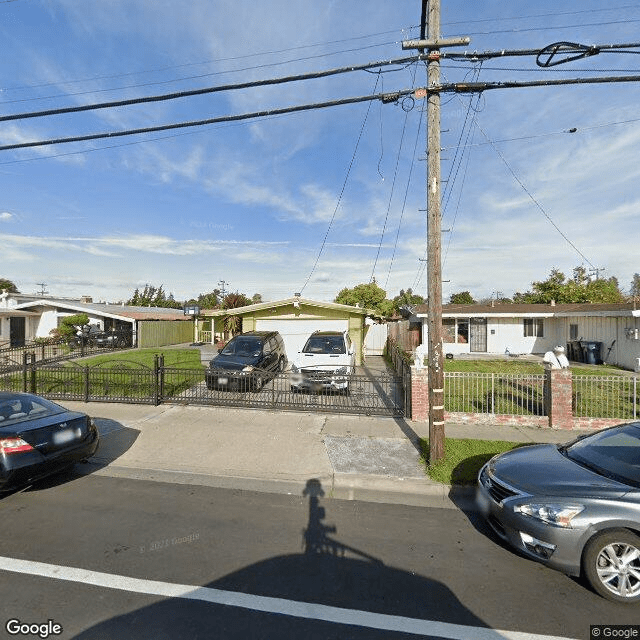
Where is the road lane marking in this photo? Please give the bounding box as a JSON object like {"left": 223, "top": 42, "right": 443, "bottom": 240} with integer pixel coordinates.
{"left": 0, "top": 555, "right": 577, "bottom": 640}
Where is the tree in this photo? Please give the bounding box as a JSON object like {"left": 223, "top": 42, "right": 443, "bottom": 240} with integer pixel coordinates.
{"left": 127, "top": 284, "right": 182, "bottom": 309}
{"left": 392, "top": 288, "right": 425, "bottom": 314}
{"left": 449, "top": 291, "right": 475, "bottom": 305}
{"left": 0, "top": 278, "right": 19, "bottom": 293}
{"left": 513, "top": 267, "right": 624, "bottom": 304}
{"left": 630, "top": 273, "right": 640, "bottom": 299}
{"left": 50, "top": 313, "right": 90, "bottom": 341}
{"left": 334, "top": 282, "right": 388, "bottom": 312}
{"left": 221, "top": 292, "right": 252, "bottom": 336}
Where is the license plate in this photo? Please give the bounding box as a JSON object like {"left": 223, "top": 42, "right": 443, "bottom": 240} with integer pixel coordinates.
{"left": 217, "top": 377, "right": 229, "bottom": 385}
{"left": 53, "top": 428, "right": 79, "bottom": 445}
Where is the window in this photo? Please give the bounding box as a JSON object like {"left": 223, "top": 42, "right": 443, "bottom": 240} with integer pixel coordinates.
{"left": 524, "top": 318, "right": 544, "bottom": 337}
{"left": 569, "top": 324, "right": 578, "bottom": 340}
{"left": 442, "top": 319, "right": 469, "bottom": 344}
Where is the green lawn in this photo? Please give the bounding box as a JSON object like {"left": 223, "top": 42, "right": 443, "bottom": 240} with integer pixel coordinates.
{"left": 420, "top": 437, "right": 532, "bottom": 485}
{"left": 73, "top": 348, "right": 204, "bottom": 369}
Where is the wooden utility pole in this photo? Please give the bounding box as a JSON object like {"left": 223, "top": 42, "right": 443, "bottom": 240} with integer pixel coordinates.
{"left": 425, "top": 0, "right": 445, "bottom": 461}
{"left": 403, "top": 1, "right": 469, "bottom": 461}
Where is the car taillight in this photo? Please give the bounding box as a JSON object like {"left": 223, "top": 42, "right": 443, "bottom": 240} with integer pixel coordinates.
{"left": 0, "top": 437, "right": 35, "bottom": 454}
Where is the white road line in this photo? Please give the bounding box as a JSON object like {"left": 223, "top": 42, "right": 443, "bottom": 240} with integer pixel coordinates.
{"left": 0, "top": 555, "right": 577, "bottom": 640}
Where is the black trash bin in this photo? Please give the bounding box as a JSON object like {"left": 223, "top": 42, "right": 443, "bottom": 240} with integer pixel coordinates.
{"left": 582, "top": 341, "right": 602, "bottom": 365}
{"left": 569, "top": 340, "right": 583, "bottom": 362}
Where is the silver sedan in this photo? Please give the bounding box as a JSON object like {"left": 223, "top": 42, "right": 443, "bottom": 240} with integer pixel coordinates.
{"left": 477, "top": 422, "right": 640, "bottom": 603}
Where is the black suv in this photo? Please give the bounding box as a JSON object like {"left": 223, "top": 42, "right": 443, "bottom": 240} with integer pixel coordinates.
{"left": 206, "top": 331, "right": 287, "bottom": 392}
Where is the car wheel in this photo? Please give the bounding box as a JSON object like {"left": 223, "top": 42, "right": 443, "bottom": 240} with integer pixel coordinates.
{"left": 583, "top": 529, "right": 640, "bottom": 602}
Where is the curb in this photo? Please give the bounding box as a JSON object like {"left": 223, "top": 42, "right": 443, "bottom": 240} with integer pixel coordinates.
{"left": 78, "top": 459, "right": 478, "bottom": 510}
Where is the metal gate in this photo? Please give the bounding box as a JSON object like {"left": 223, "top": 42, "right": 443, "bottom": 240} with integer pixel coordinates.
{"left": 165, "top": 368, "right": 405, "bottom": 417}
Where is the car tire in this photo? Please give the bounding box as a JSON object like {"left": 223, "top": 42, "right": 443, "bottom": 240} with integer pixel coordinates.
{"left": 253, "top": 373, "right": 264, "bottom": 391}
{"left": 582, "top": 529, "right": 640, "bottom": 603}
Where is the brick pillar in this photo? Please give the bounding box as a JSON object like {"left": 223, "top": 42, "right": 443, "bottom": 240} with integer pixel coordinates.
{"left": 411, "top": 365, "right": 429, "bottom": 422}
{"left": 546, "top": 367, "right": 573, "bottom": 430}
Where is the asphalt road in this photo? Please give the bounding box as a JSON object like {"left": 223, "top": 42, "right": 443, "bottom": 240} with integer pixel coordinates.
{"left": 0, "top": 472, "right": 637, "bottom": 640}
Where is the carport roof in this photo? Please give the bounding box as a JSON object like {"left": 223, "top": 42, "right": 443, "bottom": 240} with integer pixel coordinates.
{"left": 15, "top": 300, "right": 190, "bottom": 322}
{"left": 200, "top": 296, "right": 377, "bottom": 317}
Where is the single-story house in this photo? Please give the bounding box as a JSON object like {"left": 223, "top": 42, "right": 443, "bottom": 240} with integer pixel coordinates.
{"left": 198, "top": 296, "right": 378, "bottom": 365}
{"left": 0, "top": 292, "right": 192, "bottom": 347}
{"left": 413, "top": 302, "right": 640, "bottom": 371}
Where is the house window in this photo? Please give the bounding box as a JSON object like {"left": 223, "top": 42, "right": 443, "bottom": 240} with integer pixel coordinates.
{"left": 524, "top": 318, "right": 544, "bottom": 337}
{"left": 569, "top": 324, "right": 578, "bottom": 340}
{"left": 442, "top": 318, "right": 469, "bottom": 344}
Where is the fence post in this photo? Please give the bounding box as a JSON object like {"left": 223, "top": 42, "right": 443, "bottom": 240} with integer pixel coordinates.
{"left": 22, "top": 352, "right": 28, "bottom": 392}
{"left": 159, "top": 354, "right": 165, "bottom": 402}
{"left": 29, "top": 353, "right": 36, "bottom": 393}
{"left": 84, "top": 366, "right": 90, "bottom": 402}
{"left": 410, "top": 365, "right": 429, "bottom": 422}
{"left": 545, "top": 367, "right": 574, "bottom": 429}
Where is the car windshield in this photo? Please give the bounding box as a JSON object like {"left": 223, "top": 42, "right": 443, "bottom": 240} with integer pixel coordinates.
{"left": 562, "top": 424, "right": 640, "bottom": 488}
{"left": 221, "top": 337, "right": 263, "bottom": 357}
{"left": 0, "top": 396, "right": 64, "bottom": 426}
{"left": 303, "top": 335, "right": 345, "bottom": 354}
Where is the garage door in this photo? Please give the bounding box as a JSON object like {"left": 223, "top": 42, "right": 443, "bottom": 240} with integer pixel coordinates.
{"left": 255, "top": 319, "right": 348, "bottom": 361}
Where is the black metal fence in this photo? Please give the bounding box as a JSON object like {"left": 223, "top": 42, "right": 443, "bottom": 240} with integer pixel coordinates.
{"left": 0, "top": 354, "right": 406, "bottom": 417}
{"left": 386, "top": 338, "right": 412, "bottom": 419}
{"left": 0, "top": 337, "right": 130, "bottom": 375}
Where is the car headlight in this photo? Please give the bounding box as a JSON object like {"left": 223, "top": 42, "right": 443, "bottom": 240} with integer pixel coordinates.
{"left": 241, "top": 366, "right": 254, "bottom": 373}
{"left": 514, "top": 503, "right": 584, "bottom": 527}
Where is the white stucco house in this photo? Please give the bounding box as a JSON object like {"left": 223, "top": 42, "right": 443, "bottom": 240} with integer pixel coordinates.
{"left": 0, "top": 291, "right": 190, "bottom": 348}
{"left": 413, "top": 302, "right": 640, "bottom": 371}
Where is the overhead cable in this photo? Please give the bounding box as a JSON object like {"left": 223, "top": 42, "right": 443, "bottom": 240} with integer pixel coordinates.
{"left": 0, "top": 54, "right": 430, "bottom": 123}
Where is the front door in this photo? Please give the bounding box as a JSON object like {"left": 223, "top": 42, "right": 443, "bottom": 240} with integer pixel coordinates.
{"left": 9, "top": 317, "right": 26, "bottom": 347}
{"left": 469, "top": 318, "right": 487, "bottom": 352}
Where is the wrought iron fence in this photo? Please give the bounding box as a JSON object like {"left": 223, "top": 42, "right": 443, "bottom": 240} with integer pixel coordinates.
{"left": 0, "top": 356, "right": 405, "bottom": 416}
{"left": 572, "top": 375, "right": 638, "bottom": 419}
{"left": 444, "top": 372, "right": 547, "bottom": 416}
{"left": 0, "top": 337, "right": 130, "bottom": 374}
{"left": 386, "top": 338, "right": 412, "bottom": 418}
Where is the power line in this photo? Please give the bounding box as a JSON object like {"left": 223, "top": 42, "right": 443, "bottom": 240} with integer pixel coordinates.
{"left": 0, "top": 54, "right": 427, "bottom": 123}
{"left": 298, "top": 75, "right": 381, "bottom": 296}
{"left": 0, "top": 87, "right": 418, "bottom": 152}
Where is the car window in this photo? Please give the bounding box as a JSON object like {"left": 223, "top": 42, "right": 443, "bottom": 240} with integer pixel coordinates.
{"left": 303, "top": 335, "right": 345, "bottom": 354}
{"left": 0, "top": 396, "right": 64, "bottom": 426}
{"left": 564, "top": 425, "right": 640, "bottom": 487}
{"left": 221, "top": 337, "right": 263, "bottom": 357}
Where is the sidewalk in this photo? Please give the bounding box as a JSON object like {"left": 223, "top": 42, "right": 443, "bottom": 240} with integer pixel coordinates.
{"left": 61, "top": 400, "right": 587, "bottom": 509}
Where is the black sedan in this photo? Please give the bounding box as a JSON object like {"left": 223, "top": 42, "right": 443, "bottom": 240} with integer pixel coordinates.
{"left": 477, "top": 422, "right": 640, "bottom": 602}
{"left": 0, "top": 392, "right": 99, "bottom": 492}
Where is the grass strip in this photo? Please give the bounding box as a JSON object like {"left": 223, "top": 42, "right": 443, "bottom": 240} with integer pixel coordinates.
{"left": 420, "top": 437, "right": 532, "bottom": 485}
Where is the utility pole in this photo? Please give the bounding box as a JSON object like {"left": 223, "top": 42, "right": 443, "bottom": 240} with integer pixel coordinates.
{"left": 217, "top": 280, "right": 228, "bottom": 300}
{"left": 403, "top": 1, "right": 469, "bottom": 461}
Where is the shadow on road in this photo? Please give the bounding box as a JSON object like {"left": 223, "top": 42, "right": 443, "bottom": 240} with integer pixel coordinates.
{"left": 71, "top": 478, "right": 492, "bottom": 639}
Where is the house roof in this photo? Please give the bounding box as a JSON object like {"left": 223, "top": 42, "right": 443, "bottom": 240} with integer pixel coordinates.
{"left": 0, "top": 309, "right": 38, "bottom": 317}
{"left": 414, "top": 302, "right": 640, "bottom": 318}
{"left": 15, "top": 299, "right": 190, "bottom": 322}
{"left": 201, "top": 296, "right": 375, "bottom": 318}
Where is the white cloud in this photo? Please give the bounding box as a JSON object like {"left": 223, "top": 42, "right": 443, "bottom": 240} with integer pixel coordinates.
{"left": 0, "top": 212, "right": 14, "bottom": 222}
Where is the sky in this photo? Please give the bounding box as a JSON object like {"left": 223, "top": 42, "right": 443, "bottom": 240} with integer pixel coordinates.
{"left": 0, "top": 1, "right": 639, "bottom": 305}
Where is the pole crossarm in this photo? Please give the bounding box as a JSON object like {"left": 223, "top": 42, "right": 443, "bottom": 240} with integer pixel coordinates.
{"left": 402, "top": 37, "right": 471, "bottom": 50}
